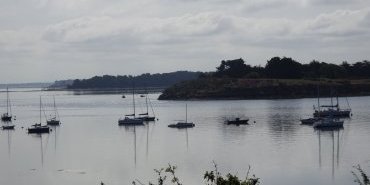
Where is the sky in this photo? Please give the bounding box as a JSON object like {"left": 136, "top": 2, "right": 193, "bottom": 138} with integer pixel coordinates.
{"left": 0, "top": 0, "right": 370, "bottom": 83}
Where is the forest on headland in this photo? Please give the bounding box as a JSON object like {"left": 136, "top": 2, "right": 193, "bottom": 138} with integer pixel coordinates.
{"left": 66, "top": 71, "right": 201, "bottom": 89}
{"left": 158, "top": 57, "right": 370, "bottom": 100}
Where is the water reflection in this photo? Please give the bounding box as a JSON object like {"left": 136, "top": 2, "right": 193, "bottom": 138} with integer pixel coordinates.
{"left": 49, "top": 126, "right": 59, "bottom": 154}
{"left": 5, "top": 130, "right": 14, "bottom": 159}
{"left": 29, "top": 134, "right": 50, "bottom": 167}
{"left": 119, "top": 126, "right": 141, "bottom": 166}
{"left": 217, "top": 105, "right": 251, "bottom": 141}
{"left": 266, "top": 100, "right": 302, "bottom": 142}
{"left": 316, "top": 129, "right": 342, "bottom": 179}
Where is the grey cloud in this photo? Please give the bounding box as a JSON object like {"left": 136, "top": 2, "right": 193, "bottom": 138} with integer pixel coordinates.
{"left": 1, "top": 0, "right": 370, "bottom": 82}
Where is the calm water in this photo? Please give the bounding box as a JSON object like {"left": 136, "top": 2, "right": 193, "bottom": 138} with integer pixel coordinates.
{"left": 0, "top": 89, "right": 369, "bottom": 185}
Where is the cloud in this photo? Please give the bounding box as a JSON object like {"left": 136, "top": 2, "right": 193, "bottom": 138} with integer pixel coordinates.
{"left": 1, "top": 0, "right": 370, "bottom": 82}
{"left": 305, "top": 9, "right": 370, "bottom": 37}
{"left": 42, "top": 7, "right": 370, "bottom": 50}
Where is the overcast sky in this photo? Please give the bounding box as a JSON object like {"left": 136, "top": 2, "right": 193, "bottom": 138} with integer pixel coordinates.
{"left": 1, "top": 0, "right": 369, "bottom": 83}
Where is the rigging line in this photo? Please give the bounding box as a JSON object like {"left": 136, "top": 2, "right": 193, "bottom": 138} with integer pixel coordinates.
{"left": 148, "top": 97, "right": 156, "bottom": 117}
{"left": 44, "top": 131, "right": 51, "bottom": 153}
{"left": 345, "top": 97, "right": 351, "bottom": 109}
{"left": 42, "top": 101, "right": 48, "bottom": 121}
{"left": 53, "top": 96, "right": 60, "bottom": 120}
{"left": 8, "top": 94, "right": 12, "bottom": 115}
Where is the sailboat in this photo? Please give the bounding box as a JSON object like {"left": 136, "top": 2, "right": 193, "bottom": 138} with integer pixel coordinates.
{"left": 168, "top": 104, "right": 195, "bottom": 128}
{"left": 118, "top": 85, "right": 144, "bottom": 126}
{"left": 47, "top": 95, "right": 61, "bottom": 126}
{"left": 312, "top": 88, "right": 344, "bottom": 129}
{"left": 28, "top": 96, "right": 50, "bottom": 134}
{"left": 1, "top": 87, "right": 13, "bottom": 122}
{"left": 313, "top": 91, "right": 351, "bottom": 118}
{"left": 138, "top": 91, "right": 156, "bottom": 121}
{"left": 301, "top": 86, "right": 322, "bottom": 125}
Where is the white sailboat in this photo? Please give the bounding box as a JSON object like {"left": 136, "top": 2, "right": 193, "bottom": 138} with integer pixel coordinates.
{"left": 118, "top": 85, "right": 144, "bottom": 126}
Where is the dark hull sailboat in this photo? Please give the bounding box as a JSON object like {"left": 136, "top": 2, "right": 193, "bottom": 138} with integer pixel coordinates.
{"left": 1, "top": 87, "right": 13, "bottom": 122}
{"left": 168, "top": 104, "right": 194, "bottom": 129}
{"left": 47, "top": 96, "right": 61, "bottom": 126}
{"left": 2, "top": 125, "right": 15, "bottom": 130}
{"left": 138, "top": 91, "right": 156, "bottom": 122}
{"left": 140, "top": 116, "right": 155, "bottom": 121}
{"left": 168, "top": 122, "right": 195, "bottom": 128}
{"left": 28, "top": 97, "right": 50, "bottom": 134}
{"left": 1, "top": 114, "right": 12, "bottom": 121}
{"left": 226, "top": 118, "right": 249, "bottom": 125}
{"left": 118, "top": 117, "right": 144, "bottom": 126}
{"left": 313, "top": 92, "right": 351, "bottom": 118}
{"left": 118, "top": 84, "right": 144, "bottom": 126}
{"left": 313, "top": 109, "right": 351, "bottom": 118}
{"left": 47, "top": 119, "right": 61, "bottom": 126}
{"left": 28, "top": 125, "right": 50, "bottom": 134}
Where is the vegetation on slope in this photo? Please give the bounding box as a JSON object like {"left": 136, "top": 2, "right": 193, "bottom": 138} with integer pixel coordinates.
{"left": 67, "top": 71, "right": 201, "bottom": 89}
{"left": 159, "top": 57, "right": 370, "bottom": 100}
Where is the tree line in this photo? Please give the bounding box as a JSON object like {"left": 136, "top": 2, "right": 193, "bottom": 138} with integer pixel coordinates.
{"left": 67, "top": 71, "right": 201, "bottom": 89}
{"left": 210, "top": 57, "right": 370, "bottom": 79}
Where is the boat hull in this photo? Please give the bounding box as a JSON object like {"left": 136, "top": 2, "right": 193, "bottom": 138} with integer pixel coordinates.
{"left": 28, "top": 126, "right": 50, "bottom": 134}
{"left": 118, "top": 118, "right": 144, "bottom": 126}
{"left": 168, "top": 122, "right": 195, "bottom": 128}
{"left": 139, "top": 116, "right": 155, "bottom": 121}
{"left": 314, "top": 110, "right": 351, "bottom": 118}
{"left": 2, "top": 125, "right": 15, "bottom": 130}
{"left": 227, "top": 119, "right": 249, "bottom": 125}
{"left": 47, "top": 120, "right": 61, "bottom": 126}
{"left": 1, "top": 115, "right": 12, "bottom": 122}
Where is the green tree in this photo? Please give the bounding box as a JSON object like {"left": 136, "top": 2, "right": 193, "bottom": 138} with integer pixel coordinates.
{"left": 215, "top": 58, "right": 252, "bottom": 78}
{"left": 265, "top": 57, "right": 303, "bottom": 79}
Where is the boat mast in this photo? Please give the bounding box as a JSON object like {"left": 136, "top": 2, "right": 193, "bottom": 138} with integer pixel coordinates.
{"left": 6, "top": 87, "right": 9, "bottom": 115}
{"left": 330, "top": 88, "right": 334, "bottom": 108}
{"left": 185, "top": 103, "right": 187, "bottom": 123}
{"left": 317, "top": 85, "right": 320, "bottom": 113}
{"left": 145, "top": 88, "right": 149, "bottom": 115}
{"left": 53, "top": 95, "right": 57, "bottom": 119}
{"left": 336, "top": 94, "right": 339, "bottom": 110}
{"left": 132, "top": 83, "right": 136, "bottom": 118}
{"left": 39, "top": 96, "right": 42, "bottom": 124}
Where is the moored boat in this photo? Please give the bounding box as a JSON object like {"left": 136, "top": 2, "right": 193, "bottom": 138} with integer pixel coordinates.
{"left": 168, "top": 104, "right": 194, "bottom": 129}
{"left": 118, "top": 84, "right": 144, "bottom": 126}
{"left": 226, "top": 118, "right": 249, "bottom": 125}
{"left": 118, "top": 117, "right": 144, "bottom": 126}
{"left": 313, "top": 118, "right": 344, "bottom": 129}
{"left": 28, "top": 96, "right": 50, "bottom": 134}
{"left": 138, "top": 90, "right": 156, "bottom": 122}
{"left": 47, "top": 96, "right": 61, "bottom": 126}
{"left": 1, "top": 87, "right": 13, "bottom": 122}
{"left": 168, "top": 122, "right": 195, "bottom": 128}
{"left": 2, "top": 125, "right": 15, "bottom": 130}
{"left": 28, "top": 124, "right": 50, "bottom": 134}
